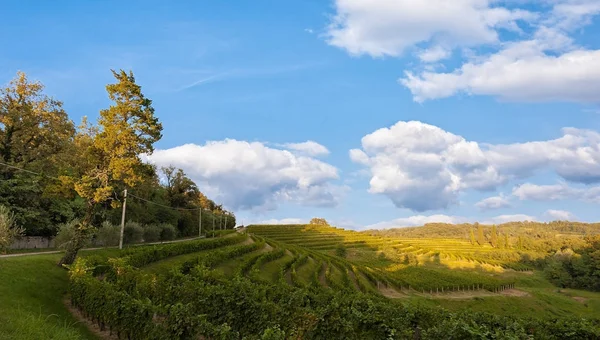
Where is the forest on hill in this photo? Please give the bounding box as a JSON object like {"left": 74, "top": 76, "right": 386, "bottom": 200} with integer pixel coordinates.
{"left": 367, "top": 221, "right": 600, "bottom": 292}
{"left": 0, "top": 71, "right": 234, "bottom": 259}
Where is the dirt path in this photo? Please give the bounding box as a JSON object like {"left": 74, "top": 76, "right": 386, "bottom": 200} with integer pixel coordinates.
{"left": 378, "top": 284, "right": 407, "bottom": 298}
{"left": 318, "top": 262, "right": 328, "bottom": 287}
{"left": 346, "top": 269, "right": 362, "bottom": 292}
{"left": 1, "top": 237, "right": 205, "bottom": 259}
{"left": 64, "top": 297, "right": 116, "bottom": 340}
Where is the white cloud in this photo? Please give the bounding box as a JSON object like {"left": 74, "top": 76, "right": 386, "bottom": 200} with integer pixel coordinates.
{"left": 251, "top": 218, "right": 307, "bottom": 225}
{"left": 363, "top": 213, "right": 536, "bottom": 230}
{"left": 544, "top": 209, "right": 577, "bottom": 221}
{"left": 475, "top": 195, "right": 512, "bottom": 210}
{"left": 363, "top": 214, "right": 469, "bottom": 230}
{"left": 281, "top": 140, "right": 330, "bottom": 157}
{"left": 325, "top": 0, "right": 600, "bottom": 103}
{"left": 418, "top": 45, "right": 452, "bottom": 63}
{"left": 481, "top": 214, "right": 538, "bottom": 224}
{"left": 144, "top": 139, "right": 344, "bottom": 211}
{"left": 351, "top": 121, "right": 600, "bottom": 211}
{"left": 401, "top": 38, "right": 600, "bottom": 103}
{"left": 326, "top": 0, "right": 533, "bottom": 58}
{"left": 513, "top": 182, "right": 600, "bottom": 203}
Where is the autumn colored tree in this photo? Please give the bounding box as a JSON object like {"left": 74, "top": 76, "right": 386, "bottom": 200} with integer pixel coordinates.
{"left": 469, "top": 229, "right": 476, "bottom": 245}
{"left": 505, "top": 234, "right": 510, "bottom": 249}
{"left": 58, "top": 70, "right": 162, "bottom": 266}
{"left": 0, "top": 72, "right": 76, "bottom": 234}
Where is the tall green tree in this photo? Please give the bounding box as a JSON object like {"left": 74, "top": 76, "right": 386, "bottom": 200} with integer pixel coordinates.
{"left": 491, "top": 225, "right": 498, "bottom": 247}
{"left": 58, "top": 70, "right": 162, "bottom": 266}
{"left": 476, "top": 223, "right": 485, "bottom": 246}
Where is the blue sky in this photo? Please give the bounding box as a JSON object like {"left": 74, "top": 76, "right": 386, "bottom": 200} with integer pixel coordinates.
{"left": 2, "top": 0, "right": 600, "bottom": 229}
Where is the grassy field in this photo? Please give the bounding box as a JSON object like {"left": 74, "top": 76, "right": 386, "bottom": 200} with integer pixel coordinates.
{"left": 0, "top": 254, "right": 97, "bottom": 340}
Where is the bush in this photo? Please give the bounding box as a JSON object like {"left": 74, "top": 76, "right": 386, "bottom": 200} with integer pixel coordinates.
{"left": 160, "top": 223, "right": 177, "bottom": 241}
{"left": 335, "top": 244, "right": 347, "bottom": 258}
{"left": 54, "top": 219, "right": 91, "bottom": 249}
{"left": 143, "top": 224, "right": 161, "bottom": 243}
{"left": 95, "top": 221, "right": 121, "bottom": 247}
{"left": 0, "top": 205, "right": 24, "bottom": 253}
{"left": 123, "top": 221, "right": 144, "bottom": 244}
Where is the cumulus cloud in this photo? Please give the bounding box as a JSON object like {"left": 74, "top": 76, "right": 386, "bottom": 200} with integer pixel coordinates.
{"left": 401, "top": 36, "right": 600, "bottom": 103}
{"left": 144, "top": 139, "right": 344, "bottom": 211}
{"left": 513, "top": 182, "right": 600, "bottom": 203}
{"left": 544, "top": 209, "right": 577, "bottom": 221}
{"left": 325, "top": 0, "right": 600, "bottom": 103}
{"left": 351, "top": 121, "right": 600, "bottom": 211}
{"left": 280, "top": 140, "right": 330, "bottom": 157}
{"left": 475, "top": 195, "right": 512, "bottom": 211}
{"left": 326, "top": 0, "right": 533, "bottom": 58}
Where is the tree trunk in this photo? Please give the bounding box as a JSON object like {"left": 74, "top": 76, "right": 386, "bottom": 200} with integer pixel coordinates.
{"left": 57, "top": 204, "right": 94, "bottom": 267}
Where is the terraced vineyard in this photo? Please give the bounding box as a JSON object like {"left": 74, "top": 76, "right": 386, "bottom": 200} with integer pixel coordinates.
{"left": 66, "top": 226, "right": 600, "bottom": 339}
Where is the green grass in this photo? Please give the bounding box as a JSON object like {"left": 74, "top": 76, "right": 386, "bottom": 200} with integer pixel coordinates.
{"left": 259, "top": 253, "right": 294, "bottom": 282}
{"left": 0, "top": 254, "right": 97, "bottom": 340}
{"left": 295, "top": 256, "right": 319, "bottom": 286}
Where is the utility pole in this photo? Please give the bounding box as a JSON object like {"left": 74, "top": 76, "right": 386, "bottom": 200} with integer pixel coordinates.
{"left": 198, "top": 208, "right": 202, "bottom": 238}
{"left": 119, "top": 189, "right": 127, "bottom": 249}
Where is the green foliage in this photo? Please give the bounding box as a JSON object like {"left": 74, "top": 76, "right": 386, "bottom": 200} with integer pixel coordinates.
{"left": 335, "top": 244, "right": 347, "bottom": 258}
{"left": 469, "top": 229, "right": 475, "bottom": 245}
{"left": 95, "top": 221, "right": 121, "bottom": 246}
{"left": 0, "top": 205, "right": 24, "bottom": 253}
{"left": 160, "top": 223, "right": 178, "bottom": 241}
{"left": 68, "top": 244, "right": 600, "bottom": 339}
{"left": 544, "top": 236, "right": 600, "bottom": 291}
{"left": 491, "top": 225, "right": 498, "bottom": 248}
{"left": 477, "top": 224, "right": 485, "bottom": 246}
{"left": 124, "top": 221, "right": 144, "bottom": 244}
{"left": 143, "top": 224, "right": 162, "bottom": 242}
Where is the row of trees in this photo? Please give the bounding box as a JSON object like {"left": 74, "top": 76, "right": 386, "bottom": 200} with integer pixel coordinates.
{"left": 370, "top": 221, "right": 599, "bottom": 253}
{"left": 0, "top": 71, "right": 234, "bottom": 262}
{"left": 469, "top": 225, "right": 513, "bottom": 249}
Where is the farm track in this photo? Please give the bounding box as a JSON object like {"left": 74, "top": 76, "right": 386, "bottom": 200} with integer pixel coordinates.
{"left": 0, "top": 236, "right": 206, "bottom": 258}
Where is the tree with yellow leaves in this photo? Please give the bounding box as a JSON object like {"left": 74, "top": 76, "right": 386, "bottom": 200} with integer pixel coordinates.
{"left": 58, "top": 70, "right": 162, "bottom": 266}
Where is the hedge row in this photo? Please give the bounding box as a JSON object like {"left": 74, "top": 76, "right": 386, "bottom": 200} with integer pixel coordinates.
{"left": 125, "top": 234, "right": 247, "bottom": 268}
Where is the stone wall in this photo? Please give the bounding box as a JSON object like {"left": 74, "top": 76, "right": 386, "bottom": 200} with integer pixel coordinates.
{"left": 9, "top": 236, "right": 55, "bottom": 249}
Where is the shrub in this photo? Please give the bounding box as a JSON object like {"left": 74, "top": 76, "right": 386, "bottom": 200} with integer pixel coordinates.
{"left": 0, "top": 205, "right": 24, "bottom": 253}
{"left": 54, "top": 219, "right": 91, "bottom": 249}
{"left": 160, "top": 223, "right": 177, "bottom": 241}
{"left": 95, "top": 221, "right": 120, "bottom": 247}
{"left": 143, "top": 224, "right": 161, "bottom": 243}
{"left": 123, "top": 221, "right": 144, "bottom": 244}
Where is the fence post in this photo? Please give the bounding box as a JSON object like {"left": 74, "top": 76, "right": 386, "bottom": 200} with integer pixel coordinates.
{"left": 119, "top": 189, "right": 127, "bottom": 250}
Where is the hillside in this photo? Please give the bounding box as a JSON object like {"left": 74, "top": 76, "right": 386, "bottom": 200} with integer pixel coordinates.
{"left": 52, "top": 225, "right": 600, "bottom": 339}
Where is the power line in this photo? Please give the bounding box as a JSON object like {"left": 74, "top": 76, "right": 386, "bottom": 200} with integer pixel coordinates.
{"left": 0, "top": 161, "right": 61, "bottom": 180}
{"left": 127, "top": 192, "right": 201, "bottom": 211}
